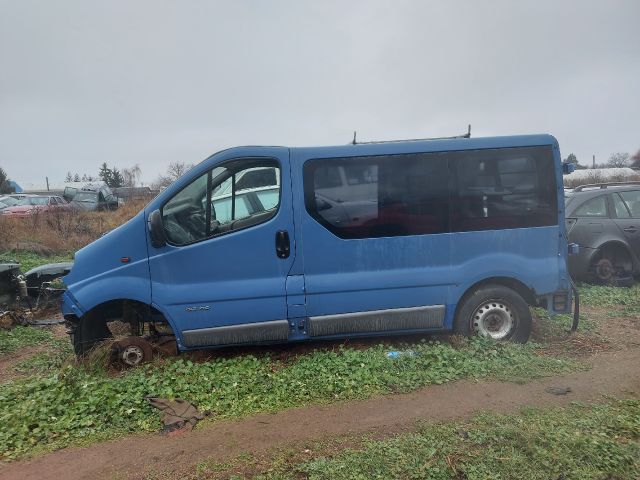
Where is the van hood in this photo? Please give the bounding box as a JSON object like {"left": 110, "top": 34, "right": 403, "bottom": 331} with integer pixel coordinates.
{"left": 64, "top": 211, "right": 150, "bottom": 291}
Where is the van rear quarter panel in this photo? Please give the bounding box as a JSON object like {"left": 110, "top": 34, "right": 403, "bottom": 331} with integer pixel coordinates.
{"left": 449, "top": 226, "right": 564, "bottom": 302}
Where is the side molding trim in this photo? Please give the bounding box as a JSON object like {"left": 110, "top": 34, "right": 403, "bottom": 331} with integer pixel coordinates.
{"left": 308, "top": 305, "right": 445, "bottom": 337}
{"left": 182, "top": 319, "right": 289, "bottom": 347}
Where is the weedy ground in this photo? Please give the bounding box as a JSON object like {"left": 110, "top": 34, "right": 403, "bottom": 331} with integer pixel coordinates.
{"left": 0, "top": 334, "right": 580, "bottom": 460}
{"left": 188, "top": 398, "right": 640, "bottom": 480}
{"left": 0, "top": 246, "right": 638, "bottom": 476}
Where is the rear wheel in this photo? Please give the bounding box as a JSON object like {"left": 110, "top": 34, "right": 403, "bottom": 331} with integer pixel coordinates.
{"left": 454, "top": 285, "right": 531, "bottom": 343}
{"left": 590, "top": 246, "right": 633, "bottom": 285}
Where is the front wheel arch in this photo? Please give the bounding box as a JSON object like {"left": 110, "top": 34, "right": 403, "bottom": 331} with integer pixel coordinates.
{"left": 590, "top": 241, "right": 636, "bottom": 281}
{"left": 68, "top": 299, "right": 175, "bottom": 356}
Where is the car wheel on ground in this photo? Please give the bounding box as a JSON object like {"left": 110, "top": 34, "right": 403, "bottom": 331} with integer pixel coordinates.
{"left": 454, "top": 285, "right": 532, "bottom": 343}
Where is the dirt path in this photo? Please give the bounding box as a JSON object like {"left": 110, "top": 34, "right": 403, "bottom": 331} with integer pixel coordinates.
{"left": 1, "top": 346, "right": 638, "bottom": 480}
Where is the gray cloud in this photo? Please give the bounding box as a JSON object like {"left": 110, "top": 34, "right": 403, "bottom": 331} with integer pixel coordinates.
{"left": 1, "top": 0, "right": 639, "bottom": 184}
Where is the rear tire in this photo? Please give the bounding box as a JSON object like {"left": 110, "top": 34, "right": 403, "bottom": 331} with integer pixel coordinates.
{"left": 454, "top": 285, "right": 531, "bottom": 343}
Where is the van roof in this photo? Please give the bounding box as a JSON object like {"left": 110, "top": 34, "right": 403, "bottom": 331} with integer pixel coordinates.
{"left": 290, "top": 134, "right": 558, "bottom": 158}
{"left": 212, "top": 134, "right": 558, "bottom": 161}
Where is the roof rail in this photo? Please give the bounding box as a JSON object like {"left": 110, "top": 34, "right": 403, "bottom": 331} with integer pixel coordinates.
{"left": 351, "top": 125, "right": 471, "bottom": 145}
{"left": 573, "top": 181, "right": 640, "bottom": 192}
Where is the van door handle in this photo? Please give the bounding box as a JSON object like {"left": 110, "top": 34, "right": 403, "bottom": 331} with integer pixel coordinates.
{"left": 623, "top": 227, "right": 637, "bottom": 233}
{"left": 275, "top": 230, "right": 290, "bottom": 259}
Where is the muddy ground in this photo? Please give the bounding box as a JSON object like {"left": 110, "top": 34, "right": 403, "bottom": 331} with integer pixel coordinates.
{"left": 0, "top": 304, "right": 638, "bottom": 480}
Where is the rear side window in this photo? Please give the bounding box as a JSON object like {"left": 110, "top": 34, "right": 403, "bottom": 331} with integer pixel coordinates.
{"left": 450, "top": 147, "right": 557, "bottom": 232}
{"left": 619, "top": 190, "right": 640, "bottom": 218}
{"left": 612, "top": 193, "right": 631, "bottom": 218}
{"left": 574, "top": 196, "right": 608, "bottom": 217}
{"left": 304, "top": 146, "right": 557, "bottom": 239}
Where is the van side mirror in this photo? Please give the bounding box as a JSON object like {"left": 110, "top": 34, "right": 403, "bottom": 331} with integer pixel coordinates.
{"left": 562, "top": 162, "right": 576, "bottom": 175}
{"left": 148, "top": 209, "right": 167, "bottom": 248}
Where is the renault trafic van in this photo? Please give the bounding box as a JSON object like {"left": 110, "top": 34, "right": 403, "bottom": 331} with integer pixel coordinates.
{"left": 62, "top": 134, "right": 573, "bottom": 364}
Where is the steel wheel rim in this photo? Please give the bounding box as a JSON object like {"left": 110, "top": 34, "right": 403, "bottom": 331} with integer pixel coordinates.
{"left": 121, "top": 345, "right": 144, "bottom": 366}
{"left": 471, "top": 301, "right": 515, "bottom": 340}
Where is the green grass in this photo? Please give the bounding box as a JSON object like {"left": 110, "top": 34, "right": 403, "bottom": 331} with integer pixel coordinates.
{"left": 12, "top": 337, "right": 74, "bottom": 376}
{"left": 578, "top": 283, "right": 640, "bottom": 308}
{"left": 0, "top": 337, "right": 580, "bottom": 460}
{"left": 0, "top": 325, "right": 59, "bottom": 355}
{"left": 239, "top": 399, "right": 640, "bottom": 480}
{"left": 0, "top": 250, "right": 73, "bottom": 272}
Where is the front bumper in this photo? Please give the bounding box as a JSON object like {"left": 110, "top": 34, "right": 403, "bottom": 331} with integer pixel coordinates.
{"left": 61, "top": 290, "right": 84, "bottom": 318}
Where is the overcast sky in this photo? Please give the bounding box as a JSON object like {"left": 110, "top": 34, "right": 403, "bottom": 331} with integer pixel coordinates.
{"left": 1, "top": 0, "right": 639, "bottom": 185}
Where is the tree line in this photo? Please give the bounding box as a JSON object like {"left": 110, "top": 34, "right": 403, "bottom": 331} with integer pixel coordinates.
{"left": 564, "top": 149, "right": 640, "bottom": 169}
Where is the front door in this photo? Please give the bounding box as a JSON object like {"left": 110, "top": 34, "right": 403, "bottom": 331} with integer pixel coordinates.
{"left": 147, "top": 147, "right": 295, "bottom": 349}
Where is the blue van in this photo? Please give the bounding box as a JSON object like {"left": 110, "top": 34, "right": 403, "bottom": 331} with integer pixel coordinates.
{"left": 62, "top": 134, "right": 573, "bottom": 365}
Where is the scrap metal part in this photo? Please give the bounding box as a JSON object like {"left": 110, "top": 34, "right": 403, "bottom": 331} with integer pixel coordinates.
{"left": 0, "top": 263, "right": 21, "bottom": 309}
{"left": 0, "top": 261, "right": 72, "bottom": 327}
{"left": 23, "top": 262, "right": 73, "bottom": 292}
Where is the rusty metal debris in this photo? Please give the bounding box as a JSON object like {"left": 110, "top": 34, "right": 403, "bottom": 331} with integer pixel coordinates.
{"left": 0, "top": 261, "right": 72, "bottom": 328}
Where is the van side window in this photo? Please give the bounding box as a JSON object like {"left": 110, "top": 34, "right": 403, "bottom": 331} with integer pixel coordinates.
{"left": 450, "top": 146, "right": 557, "bottom": 231}
{"left": 304, "top": 146, "right": 557, "bottom": 239}
{"left": 304, "top": 154, "right": 449, "bottom": 238}
{"left": 162, "top": 159, "right": 280, "bottom": 246}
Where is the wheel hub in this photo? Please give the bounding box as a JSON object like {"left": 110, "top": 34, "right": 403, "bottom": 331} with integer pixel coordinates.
{"left": 471, "top": 302, "right": 515, "bottom": 340}
{"left": 121, "top": 345, "right": 144, "bottom": 366}
{"left": 594, "top": 258, "right": 614, "bottom": 281}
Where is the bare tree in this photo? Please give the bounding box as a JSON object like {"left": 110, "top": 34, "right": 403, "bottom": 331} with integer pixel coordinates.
{"left": 122, "top": 164, "right": 142, "bottom": 187}
{"left": 606, "top": 152, "right": 631, "bottom": 168}
{"left": 151, "top": 161, "right": 194, "bottom": 190}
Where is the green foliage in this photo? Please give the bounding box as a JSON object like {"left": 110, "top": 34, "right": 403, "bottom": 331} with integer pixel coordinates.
{"left": 0, "top": 251, "right": 73, "bottom": 273}
{"left": 578, "top": 283, "right": 640, "bottom": 307}
{"left": 12, "top": 337, "right": 73, "bottom": 375}
{"left": 98, "top": 162, "right": 123, "bottom": 188}
{"left": 269, "top": 399, "right": 640, "bottom": 480}
{"left": 0, "top": 326, "right": 56, "bottom": 354}
{"left": 0, "top": 338, "right": 579, "bottom": 460}
{"left": 0, "top": 166, "right": 14, "bottom": 194}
